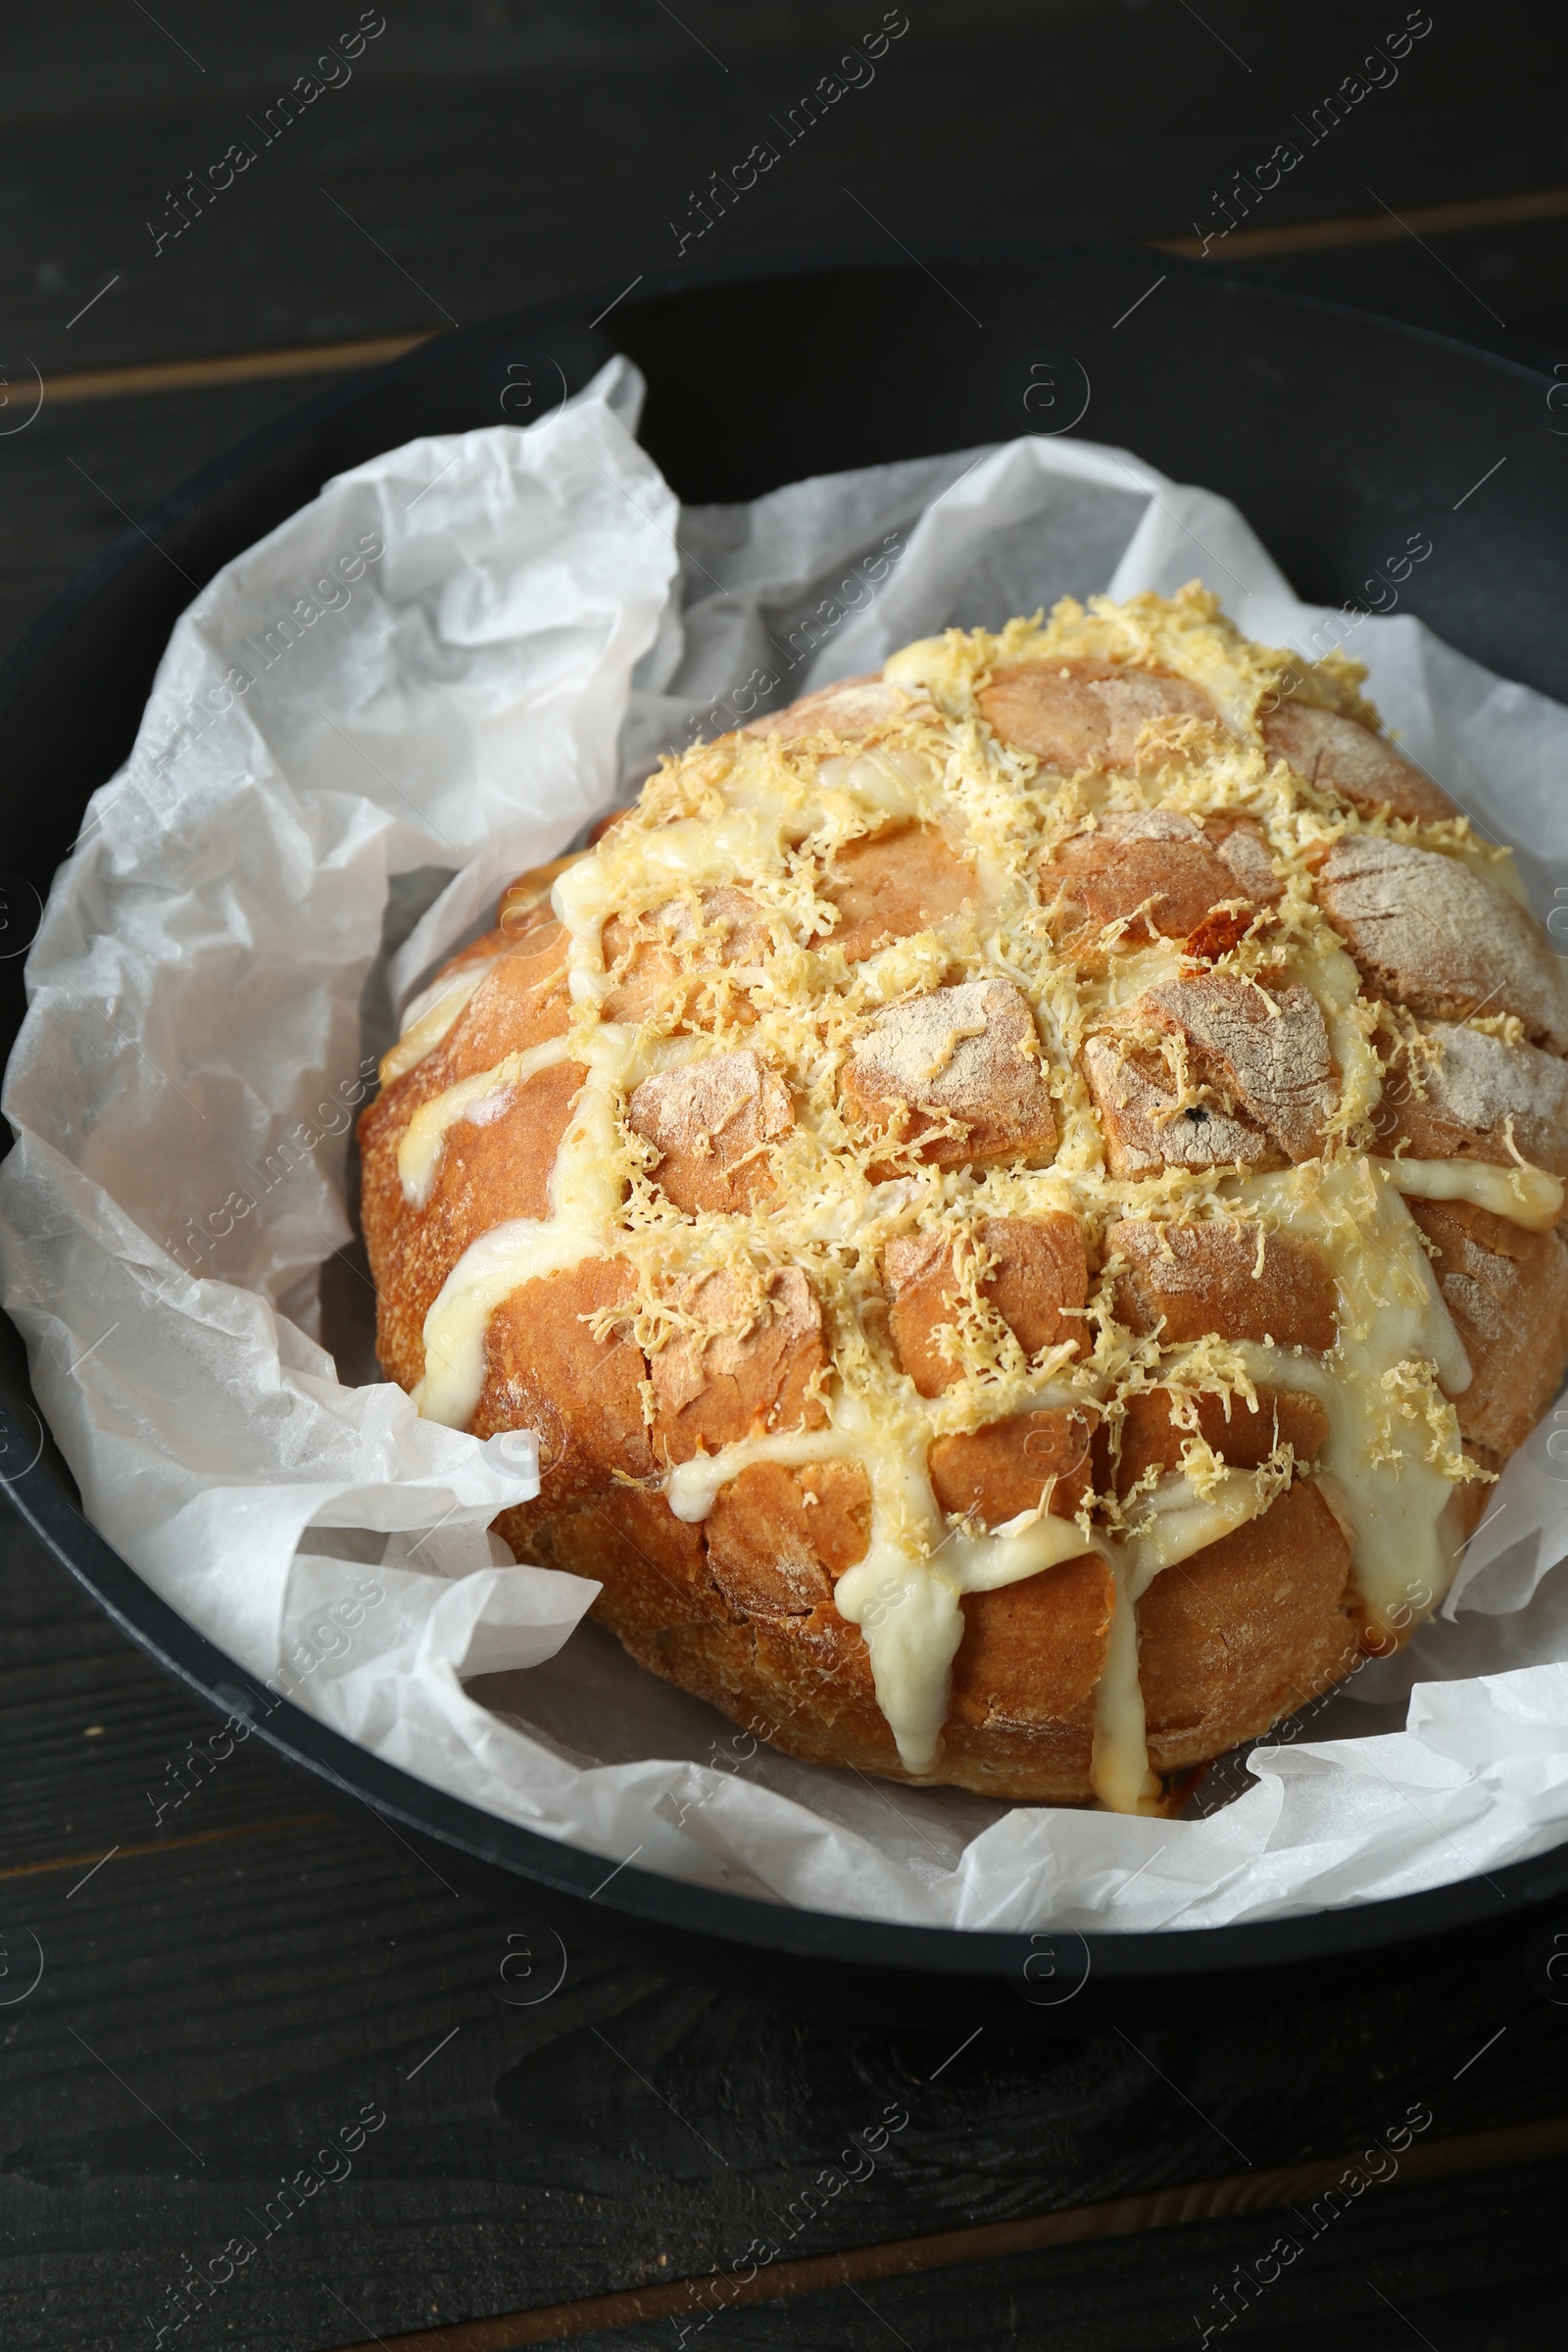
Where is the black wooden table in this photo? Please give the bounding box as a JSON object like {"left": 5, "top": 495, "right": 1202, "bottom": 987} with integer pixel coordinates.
{"left": 5, "top": 9, "right": 1568, "bottom": 2346}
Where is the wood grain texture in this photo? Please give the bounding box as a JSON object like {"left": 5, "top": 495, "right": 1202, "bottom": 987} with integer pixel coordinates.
{"left": 3, "top": 1, "right": 1566, "bottom": 379}
{"left": 311, "top": 2119, "right": 1568, "bottom": 2345}
{"left": 0, "top": 373, "right": 364, "bottom": 670}
{"left": 7, "top": 8, "right": 1568, "bottom": 673}
{"left": 463, "top": 2165, "right": 1568, "bottom": 2349}
{"left": 8, "top": 10, "right": 1568, "bottom": 2346}
{"left": 3, "top": 1503, "right": 1567, "bottom": 2350}
{"left": 36, "top": 336, "right": 431, "bottom": 406}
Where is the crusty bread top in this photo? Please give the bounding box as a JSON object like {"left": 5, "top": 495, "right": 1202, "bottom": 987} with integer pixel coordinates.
{"left": 1381, "top": 1019, "right": 1568, "bottom": 1177}
{"left": 365, "top": 582, "right": 1565, "bottom": 1810}
{"left": 1315, "top": 834, "right": 1568, "bottom": 1052}
{"left": 841, "top": 977, "right": 1059, "bottom": 1174}
{"left": 1261, "top": 701, "right": 1458, "bottom": 825}
{"left": 626, "top": 1049, "right": 793, "bottom": 1214}
{"left": 977, "top": 658, "right": 1215, "bottom": 770}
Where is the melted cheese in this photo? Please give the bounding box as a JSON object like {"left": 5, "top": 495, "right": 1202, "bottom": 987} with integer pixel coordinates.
{"left": 1388, "top": 1153, "right": 1563, "bottom": 1233}
{"left": 1121, "top": 1466, "right": 1281, "bottom": 1587}
{"left": 381, "top": 957, "right": 499, "bottom": 1084}
{"left": 415, "top": 1023, "right": 637, "bottom": 1427}
{"left": 834, "top": 1504, "right": 1100, "bottom": 1777}
{"left": 415, "top": 1220, "right": 599, "bottom": 1428}
{"left": 1090, "top": 1470, "right": 1288, "bottom": 1813}
{"left": 1288, "top": 934, "right": 1384, "bottom": 1144}
{"left": 1091, "top": 1561, "right": 1159, "bottom": 1815}
{"left": 398, "top": 1039, "right": 573, "bottom": 1209}
{"left": 1238, "top": 1157, "right": 1471, "bottom": 1634}
{"left": 666, "top": 1389, "right": 1099, "bottom": 1775}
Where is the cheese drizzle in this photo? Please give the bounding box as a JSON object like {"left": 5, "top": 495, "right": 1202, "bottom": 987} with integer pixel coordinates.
{"left": 386, "top": 589, "right": 1558, "bottom": 1810}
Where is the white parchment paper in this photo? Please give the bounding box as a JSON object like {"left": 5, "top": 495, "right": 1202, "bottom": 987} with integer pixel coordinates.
{"left": 6, "top": 355, "right": 1568, "bottom": 1931}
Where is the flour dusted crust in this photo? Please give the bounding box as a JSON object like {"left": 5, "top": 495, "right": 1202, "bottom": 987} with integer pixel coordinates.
{"left": 1260, "top": 701, "right": 1460, "bottom": 826}
{"left": 360, "top": 584, "right": 1568, "bottom": 1813}
{"left": 1315, "top": 835, "right": 1568, "bottom": 1051}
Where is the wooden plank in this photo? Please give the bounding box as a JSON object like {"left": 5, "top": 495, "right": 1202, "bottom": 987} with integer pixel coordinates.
{"left": 26, "top": 173, "right": 1568, "bottom": 413}
{"left": 0, "top": 1815, "right": 333, "bottom": 1886}
{"left": 5, "top": 19, "right": 1568, "bottom": 2345}
{"left": 0, "top": 371, "right": 350, "bottom": 669}
{"left": 318, "top": 2113, "right": 1568, "bottom": 2349}
{"left": 433, "top": 2162, "right": 1568, "bottom": 2349}
{"left": 3, "top": 1483, "right": 1567, "bottom": 2349}
{"left": 1159, "top": 181, "right": 1568, "bottom": 261}
{"left": 5, "top": 5, "right": 1568, "bottom": 377}
{"left": 38, "top": 335, "right": 431, "bottom": 406}
{"left": 0, "top": 1493, "right": 341, "bottom": 1862}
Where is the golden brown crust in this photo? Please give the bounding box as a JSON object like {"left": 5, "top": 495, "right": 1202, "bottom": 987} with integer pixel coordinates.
{"left": 946, "top": 1555, "right": 1114, "bottom": 1797}
{"left": 627, "top": 1050, "right": 792, "bottom": 1214}
{"left": 1148, "top": 977, "right": 1338, "bottom": 1161}
{"left": 1107, "top": 1216, "right": 1340, "bottom": 1350}
{"left": 1083, "top": 1033, "right": 1283, "bottom": 1178}
{"left": 601, "top": 887, "right": 765, "bottom": 1028}
{"left": 1377, "top": 1018, "right": 1568, "bottom": 1178}
{"left": 528, "top": 1477, "right": 905, "bottom": 1779}
{"left": 1261, "top": 700, "right": 1459, "bottom": 824}
{"left": 1040, "top": 810, "right": 1268, "bottom": 963}
{"left": 821, "top": 821, "right": 979, "bottom": 960}
{"left": 705, "top": 1460, "right": 870, "bottom": 1615}
{"left": 421, "top": 916, "right": 571, "bottom": 1077}
{"left": 884, "top": 1213, "right": 1087, "bottom": 1397}
{"left": 1140, "top": 1482, "right": 1358, "bottom": 1771}
{"left": 1084, "top": 975, "right": 1338, "bottom": 1179}
{"left": 841, "top": 978, "right": 1059, "bottom": 1175}
{"left": 649, "top": 1267, "right": 827, "bottom": 1466}
{"left": 476, "top": 1261, "right": 655, "bottom": 1505}
{"left": 362, "top": 1057, "right": 583, "bottom": 1391}
{"left": 547, "top": 1470, "right": 1120, "bottom": 1802}
{"left": 513, "top": 1463, "right": 1361, "bottom": 1804}
{"left": 928, "top": 1403, "right": 1097, "bottom": 1529}
{"left": 1316, "top": 837, "right": 1568, "bottom": 1051}
{"left": 979, "top": 658, "right": 1214, "bottom": 769}
{"left": 360, "top": 881, "right": 587, "bottom": 1384}
{"left": 1408, "top": 1199, "right": 1568, "bottom": 1455}
{"left": 1107, "top": 1384, "right": 1329, "bottom": 1495}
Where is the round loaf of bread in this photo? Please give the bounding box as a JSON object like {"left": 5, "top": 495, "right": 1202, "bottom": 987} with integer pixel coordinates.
{"left": 360, "top": 584, "right": 1568, "bottom": 1813}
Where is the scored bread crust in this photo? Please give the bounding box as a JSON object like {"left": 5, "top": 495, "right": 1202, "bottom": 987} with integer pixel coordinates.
{"left": 360, "top": 588, "right": 1568, "bottom": 1810}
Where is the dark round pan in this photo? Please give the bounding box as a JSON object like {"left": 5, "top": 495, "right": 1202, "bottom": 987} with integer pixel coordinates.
{"left": 5, "top": 242, "right": 1567, "bottom": 2031}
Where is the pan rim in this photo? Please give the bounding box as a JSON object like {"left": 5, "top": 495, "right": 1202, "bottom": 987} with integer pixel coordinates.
{"left": 5, "top": 237, "right": 1564, "bottom": 1988}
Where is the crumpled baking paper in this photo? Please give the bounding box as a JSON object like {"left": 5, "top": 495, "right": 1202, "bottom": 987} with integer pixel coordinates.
{"left": 6, "top": 355, "right": 1568, "bottom": 1932}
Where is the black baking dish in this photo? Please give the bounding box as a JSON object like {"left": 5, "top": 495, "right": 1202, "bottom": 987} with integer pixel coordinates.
{"left": 4, "top": 241, "right": 1568, "bottom": 2029}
